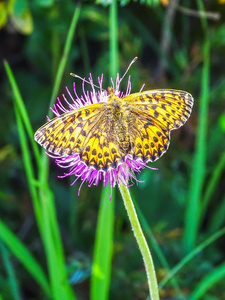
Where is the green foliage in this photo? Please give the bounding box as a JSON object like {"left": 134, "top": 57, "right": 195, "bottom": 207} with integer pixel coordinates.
{"left": 0, "top": 241, "right": 22, "bottom": 300}
{"left": 0, "top": 221, "right": 50, "bottom": 296}
{"left": 1, "top": 0, "right": 225, "bottom": 299}
{"left": 96, "top": 0, "right": 160, "bottom": 6}
{"left": 190, "top": 262, "right": 225, "bottom": 299}
{"left": 0, "top": 0, "right": 33, "bottom": 34}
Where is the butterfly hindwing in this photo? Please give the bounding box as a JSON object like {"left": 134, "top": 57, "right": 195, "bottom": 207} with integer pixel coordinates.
{"left": 79, "top": 124, "right": 123, "bottom": 170}
{"left": 127, "top": 111, "right": 170, "bottom": 162}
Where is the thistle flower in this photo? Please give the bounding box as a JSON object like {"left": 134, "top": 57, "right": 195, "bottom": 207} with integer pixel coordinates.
{"left": 34, "top": 69, "right": 193, "bottom": 198}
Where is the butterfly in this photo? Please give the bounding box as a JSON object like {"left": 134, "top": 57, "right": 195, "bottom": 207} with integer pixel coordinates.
{"left": 34, "top": 87, "right": 193, "bottom": 171}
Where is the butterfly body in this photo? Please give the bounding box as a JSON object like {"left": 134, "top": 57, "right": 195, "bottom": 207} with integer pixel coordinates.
{"left": 35, "top": 89, "right": 193, "bottom": 171}
{"left": 106, "top": 94, "right": 133, "bottom": 152}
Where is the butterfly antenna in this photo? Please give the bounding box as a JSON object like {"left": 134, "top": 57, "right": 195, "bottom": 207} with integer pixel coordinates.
{"left": 119, "top": 56, "right": 138, "bottom": 84}
{"left": 70, "top": 73, "right": 100, "bottom": 90}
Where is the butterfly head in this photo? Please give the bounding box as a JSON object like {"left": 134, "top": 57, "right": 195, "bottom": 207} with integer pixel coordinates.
{"left": 107, "top": 86, "right": 123, "bottom": 104}
{"left": 108, "top": 87, "right": 114, "bottom": 95}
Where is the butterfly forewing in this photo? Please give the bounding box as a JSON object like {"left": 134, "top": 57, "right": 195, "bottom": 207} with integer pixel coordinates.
{"left": 34, "top": 103, "right": 104, "bottom": 155}
{"left": 124, "top": 89, "right": 193, "bottom": 127}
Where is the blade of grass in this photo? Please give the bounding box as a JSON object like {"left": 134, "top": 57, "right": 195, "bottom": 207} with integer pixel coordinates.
{"left": 0, "top": 220, "right": 51, "bottom": 296}
{"left": 39, "top": 193, "right": 65, "bottom": 300}
{"left": 39, "top": 189, "right": 76, "bottom": 300}
{"left": 40, "top": 186, "right": 67, "bottom": 265}
{"left": 49, "top": 2, "right": 81, "bottom": 111}
{"left": 0, "top": 241, "right": 22, "bottom": 300}
{"left": 4, "top": 61, "right": 41, "bottom": 170}
{"left": 13, "top": 103, "right": 42, "bottom": 233}
{"left": 183, "top": 0, "right": 210, "bottom": 253}
{"left": 5, "top": 62, "right": 44, "bottom": 234}
{"left": 159, "top": 227, "right": 225, "bottom": 289}
{"left": 189, "top": 262, "right": 225, "bottom": 299}
{"left": 91, "top": 186, "right": 115, "bottom": 300}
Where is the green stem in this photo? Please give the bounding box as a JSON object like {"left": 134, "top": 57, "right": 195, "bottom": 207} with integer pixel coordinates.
{"left": 118, "top": 184, "right": 159, "bottom": 300}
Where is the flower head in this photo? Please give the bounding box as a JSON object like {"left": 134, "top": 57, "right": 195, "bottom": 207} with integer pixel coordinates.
{"left": 39, "top": 74, "right": 154, "bottom": 199}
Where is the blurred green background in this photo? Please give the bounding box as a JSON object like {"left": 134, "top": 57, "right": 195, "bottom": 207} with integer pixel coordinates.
{"left": 1, "top": 0, "right": 225, "bottom": 299}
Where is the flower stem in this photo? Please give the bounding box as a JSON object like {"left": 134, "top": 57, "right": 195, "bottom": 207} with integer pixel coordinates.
{"left": 118, "top": 183, "right": 159, "bottom": 300}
